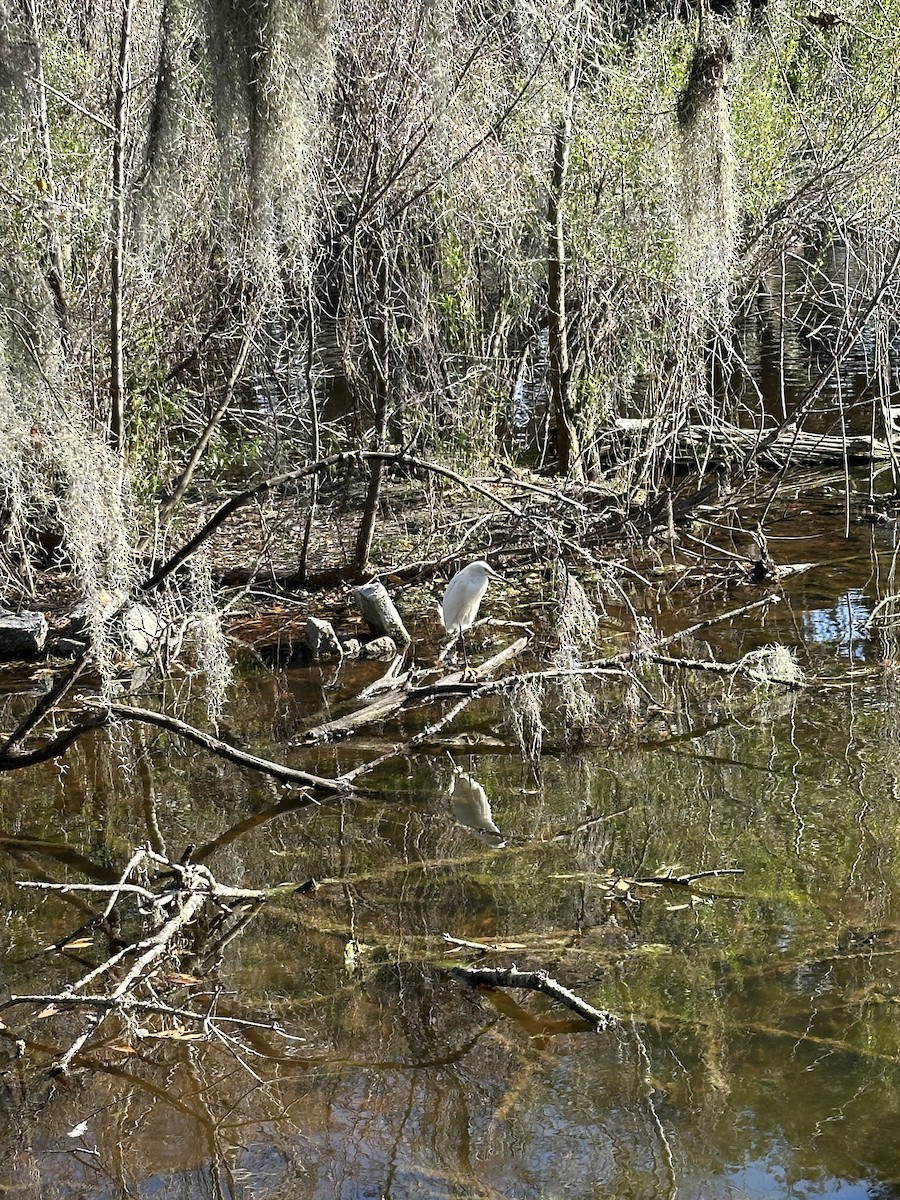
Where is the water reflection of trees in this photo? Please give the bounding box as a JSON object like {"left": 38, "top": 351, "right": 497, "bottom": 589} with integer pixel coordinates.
{"left": 4, "top": 667, "right": 900, "bottom": 1194}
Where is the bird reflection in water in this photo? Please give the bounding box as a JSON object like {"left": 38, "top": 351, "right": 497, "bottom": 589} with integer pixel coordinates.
{"left": 448, "top": 767, "right": 505, "bottom": 848}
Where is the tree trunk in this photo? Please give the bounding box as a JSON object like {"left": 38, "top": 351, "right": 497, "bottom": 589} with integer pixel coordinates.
{"left": 354, "top": 238, "right": 391, "bottom": 572}
{"left": 109, "top": 0, "right": 133, "bottom": 452}
{"left": 25, "top": 0, "right": 70, "bottom": 343}
{"left": 547, "top": 57, "right": 583, "bottom": 480}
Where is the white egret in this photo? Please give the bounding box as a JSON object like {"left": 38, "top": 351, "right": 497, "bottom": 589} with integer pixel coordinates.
{"left": 438, "top": 560, "right": 501, "bottom": 667}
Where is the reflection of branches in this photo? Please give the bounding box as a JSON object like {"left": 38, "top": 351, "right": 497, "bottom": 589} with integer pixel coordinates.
{"left": 3, "top": 848, "right": 313, "bottom": 1075}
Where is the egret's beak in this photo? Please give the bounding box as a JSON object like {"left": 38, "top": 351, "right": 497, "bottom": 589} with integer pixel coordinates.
{"left": 486, "top": 565, "right": 502, "bottom": 579}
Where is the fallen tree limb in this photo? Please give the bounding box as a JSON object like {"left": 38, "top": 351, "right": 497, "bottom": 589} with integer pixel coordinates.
{"left": 51, "top": 884, "right": 208, "bottom": 1074}
{"left": 654, "top": 594, "right": 780, "bottom": 650}
{"left": 296, "top": 635, "right": 530, "bottom": 746}
{"left": 637, "top": 652, "right": 803, "bottom": 688}
{"left": 103, "top": 703, "right": 351, "bottom": 794}
{"left": 18, "top": 877, "right": 318, "bottom": 903}
{"left": 452, "top": 965, "right": 615, "bottom": 1029}
{"left": 142, "top": 448, "right": 605, "bottom": 592}
{"left": 442, "top": 933, "right": 528, "bottom": 953}
{"left": 142, "top": 450, "right": 528, "bottom": 591}
{"left": 0, "top": 992, "right": 305, "bottom": 1039}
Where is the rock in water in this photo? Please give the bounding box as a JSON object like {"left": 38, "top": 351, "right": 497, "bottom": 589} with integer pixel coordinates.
{"left": 358, "top": 636, "right": 398, "bottom": 660}
{"left": 305, "top": 616, "right": 343, "bottom": 661}
{"left": 0, "top": 610, "right": 49, "bottom": 659}
{"left": 122, "top": 603, "right": 162, "bottom": 655}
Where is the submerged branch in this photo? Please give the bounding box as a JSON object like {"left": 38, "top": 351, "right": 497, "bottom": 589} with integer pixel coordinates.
{"left": 453, "top": 965, "right": 615, "bottom": 1029}
{"left": 8, "top": 848, "right": 314, "bottom": 1073}
{"left": 631, "top": 868, "right": 745, "bottom": 886}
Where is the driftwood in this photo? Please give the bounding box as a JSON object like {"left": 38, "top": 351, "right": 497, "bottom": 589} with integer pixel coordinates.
{"left": 453, "top": 965, "right": 615, "bottom": 1029}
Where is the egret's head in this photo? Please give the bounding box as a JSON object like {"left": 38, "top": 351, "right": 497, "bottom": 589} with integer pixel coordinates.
{"left": 469, "top": 560, "right": 501, "bottom": 581}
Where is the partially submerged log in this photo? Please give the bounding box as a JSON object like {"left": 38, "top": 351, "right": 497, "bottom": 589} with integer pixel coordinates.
{"left": 294, "top": 635, "right": 530, "bottom": 747}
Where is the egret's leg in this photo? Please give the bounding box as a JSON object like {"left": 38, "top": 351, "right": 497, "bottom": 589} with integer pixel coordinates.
{"left": 460, "top": 630, "right": 469, "bottom": 672}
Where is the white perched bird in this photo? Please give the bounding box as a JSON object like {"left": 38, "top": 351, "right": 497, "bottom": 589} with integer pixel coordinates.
{"left": 438, "top": 560, "right": 501, "bottom": 667}
{"left": 439, "top": 560, "right": 500, "bottom": 634}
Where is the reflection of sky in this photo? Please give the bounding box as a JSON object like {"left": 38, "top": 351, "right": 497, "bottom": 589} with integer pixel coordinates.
{"left": 801, "top": 589, "right": 873, "bottom": 661}
{"left": 727, "top": 1157, "right": 873, "bottom": 1200}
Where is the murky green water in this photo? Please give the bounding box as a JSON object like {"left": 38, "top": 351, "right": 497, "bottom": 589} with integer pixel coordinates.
{"left": 5, "top": 494, "right": 900, "bottom": 1197}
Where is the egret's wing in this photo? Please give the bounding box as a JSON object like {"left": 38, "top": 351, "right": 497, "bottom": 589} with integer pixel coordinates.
{"left": 440, "top": 575, "right": 462, "bottom": 631}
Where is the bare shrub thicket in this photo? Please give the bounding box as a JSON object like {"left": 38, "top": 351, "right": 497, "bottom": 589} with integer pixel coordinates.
{"left": 1, "top": 1, "right": 900, "bottom": 606}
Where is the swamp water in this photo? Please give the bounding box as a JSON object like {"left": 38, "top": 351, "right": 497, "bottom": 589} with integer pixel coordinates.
{"left": 3, "top": 498, "right": 900, "bottom": 1199}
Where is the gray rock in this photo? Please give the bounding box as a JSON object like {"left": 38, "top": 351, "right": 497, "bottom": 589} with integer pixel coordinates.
{"left": 359, "top": 635, "right": 398, "bottom": 660}
{"left": 54, "top": 637, "right": 88, "bottom": 659}
{"left": 0, "top": 610, "right": 49, "bottom": 659}
{"left": 304, "top": 616, "right": 343, "bottom": 661}
{"left": 341, "top": 638, "right": 362, "bottom": 658}
{"left": 122, "top": 603, "right": 162, "bottom": 655}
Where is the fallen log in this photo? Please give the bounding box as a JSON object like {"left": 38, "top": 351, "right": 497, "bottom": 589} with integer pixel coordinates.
{"left": 294, "top": 635, "right": 530, "bottom": 746}
{"left": 608, "top": 418, "right": 892, "bottom": 467}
